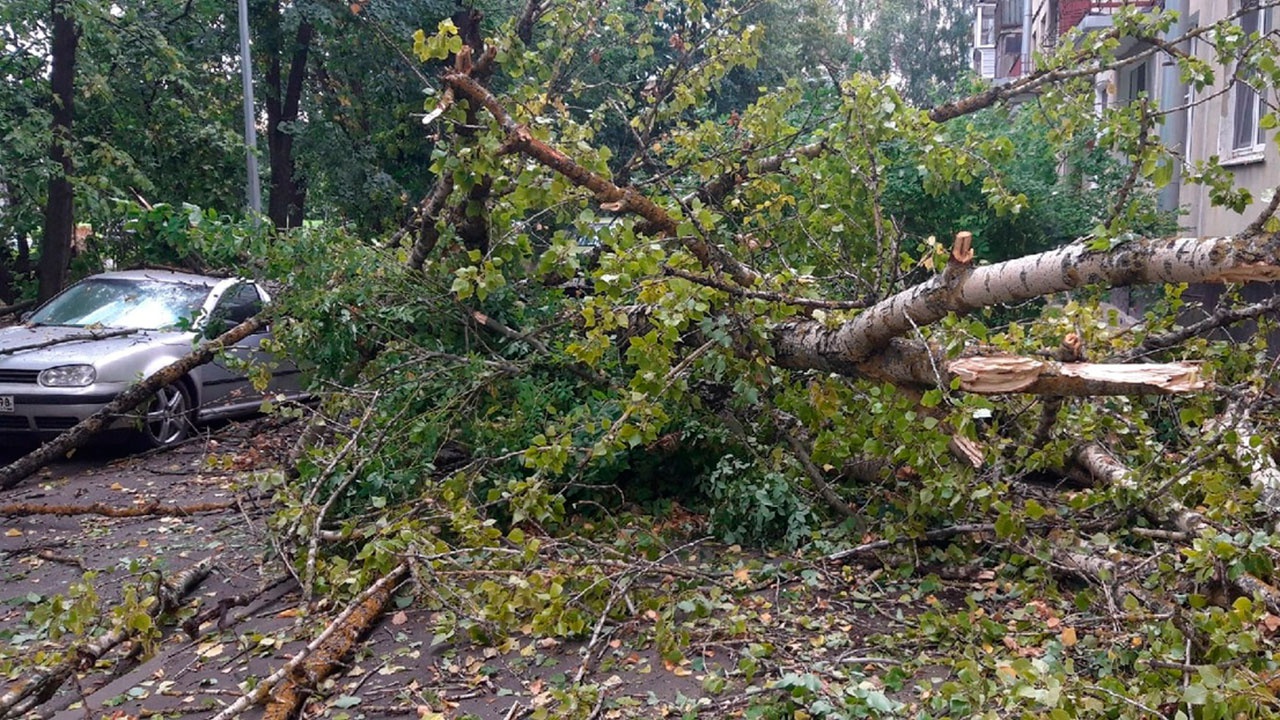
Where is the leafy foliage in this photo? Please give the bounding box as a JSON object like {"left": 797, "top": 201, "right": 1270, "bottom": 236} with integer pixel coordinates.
{"left": 7, "top": 0, "right": 1280, "bottom": 717}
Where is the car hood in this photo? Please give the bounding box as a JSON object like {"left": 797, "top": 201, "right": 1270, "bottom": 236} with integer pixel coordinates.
{"left": 0, "top": 325, "right": 193, "bottom": 370}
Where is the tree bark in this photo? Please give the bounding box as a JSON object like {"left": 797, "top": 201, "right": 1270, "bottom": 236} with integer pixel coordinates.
{"left": 37, "top": 0, "right": 79, "bottom": 303}
{"left": 263, "top": 5, "right": 313, "bottom": 229}
{"left": 772, "top": 234, "right": 1280, "bottom": 373}
{"left": 208, "top": 562, "right": 410, "bottom": 720}
{"left": 0, "top": 316, "right": 266, "bottom": 491}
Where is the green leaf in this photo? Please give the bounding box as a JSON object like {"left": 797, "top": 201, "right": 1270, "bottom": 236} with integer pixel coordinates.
{"left": 332, "top": 695, "right": 362, "bottom": 709}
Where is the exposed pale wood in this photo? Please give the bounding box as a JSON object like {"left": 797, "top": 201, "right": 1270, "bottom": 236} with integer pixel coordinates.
{"left": 949, "top": 435, "right": 985, "bottom": 469}
{"left": 208, "top": 562, "right": 410, "bottom": 720}
{"left": 855, "top": 340, "right": 1206, "bottom": 396}
{"left": 947, "top": 357, "right": 1205, "bottom": 396}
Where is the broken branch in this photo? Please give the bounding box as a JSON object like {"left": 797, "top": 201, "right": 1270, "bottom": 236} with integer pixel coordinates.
{"left": 0, "top": 499, "right": 237, "bottom": 517}
{"left": 208, "top": 562, "right": 410, "bottom": 720}
{"left": 0, "top": 557, "right": 214, "bottom": 719}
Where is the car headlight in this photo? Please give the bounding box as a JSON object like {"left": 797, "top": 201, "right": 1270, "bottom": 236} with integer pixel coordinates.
{"left": 39, "top": 365, "right": 97, "bottom": 387}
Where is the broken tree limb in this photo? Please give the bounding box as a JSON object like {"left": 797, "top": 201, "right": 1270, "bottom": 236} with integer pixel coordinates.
{"left": 0, "top": 315, "right": 265, "bottom": 491}
{"left": 1072, "top": 443, "right": 1211, "bottom": 535}
{"left": 208, "top": 561, "right": 410, "bottom": 720}
{"left": 773, "top": 233, "right": 1280, "bottom": 374}
{"left": 663, "top": 265, "right": 873, "bottom": 311}
{"left": 825, "top": 523, "right": 995, "bottom": 563}
{"left": 0, "top": 499, "right": 237, "bottom": 518}
{"left": 837, "top": 338, "right": 1206, "bottom": 396}
{"left": 401, "top": 173, "right": 456, "bottom": 269}
{"left": 1212, "top": 400, "right": 1280, "bottom": 527}
{"left": 0, "top": 328, "right": 139, "bottom": 356}
{"left": 1071, "top": 443, "right": 1280, "bottom": 615}
{"left": 437, "top": 73, "right": 1277, "bottom": 394}
{"left": 1116, "top": 293, "right": 1280, "bottom": 362}
{"left": 441, "top": 70, "right": 760, "bottom": 288}
{"left": 773, "top": 410, "right": 857, "bottom": 520}
{"left": 0, "top": 556, "right": 214, "bottom": 719}
{"left": 945, "top": 356, "right": 1206, "bottom": 396}
{"left": 1034, "top": 334, "right": 1086, "bottom": 447}
{"left": 0, "top": 300, "right": 33, "bottom": 318}
{"left": 926, "top": 1, "right": 1280, "bottom": 124}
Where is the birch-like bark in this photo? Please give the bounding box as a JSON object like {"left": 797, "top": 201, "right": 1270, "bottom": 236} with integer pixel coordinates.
{"left": 773, "top": 234, "right": 1280, "bottom": 372}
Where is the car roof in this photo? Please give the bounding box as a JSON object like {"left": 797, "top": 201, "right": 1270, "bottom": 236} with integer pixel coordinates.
{"left": 85, "top": 269, "right": 226, "bottom": 287}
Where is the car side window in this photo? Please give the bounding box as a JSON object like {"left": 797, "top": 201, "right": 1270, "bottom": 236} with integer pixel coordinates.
{"left": 213, "top": 284, "right": 264, "bottom": 326}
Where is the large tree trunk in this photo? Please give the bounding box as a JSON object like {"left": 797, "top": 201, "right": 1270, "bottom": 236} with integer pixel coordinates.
{"left": 37, "top": 0, "right": 79, "bottom": 303}
{"left": 263, "top": 4, "right": 313, "bottom": 230}
{"left": 771, "top": 234, "right": 1280, "bottom": 373}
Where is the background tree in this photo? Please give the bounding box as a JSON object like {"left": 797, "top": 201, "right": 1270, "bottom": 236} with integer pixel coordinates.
{"left": 840, "top": 0, "right": 973, "bottom": 105}
{"left": 36, "top": 0, "right": 79, "bottom": 303}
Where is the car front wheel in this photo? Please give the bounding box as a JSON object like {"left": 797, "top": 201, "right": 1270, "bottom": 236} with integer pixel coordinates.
{"left": 141, "top": 382, "right": 194, "bottom": 448}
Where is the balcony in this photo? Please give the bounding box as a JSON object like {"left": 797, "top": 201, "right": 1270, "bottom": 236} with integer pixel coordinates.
{"left": 1060, "top": 0, "right": 1165, "bottom": 58}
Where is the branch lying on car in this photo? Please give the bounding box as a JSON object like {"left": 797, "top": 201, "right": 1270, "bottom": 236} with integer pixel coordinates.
{"left": 0, "top": 328, "right": 139, "bottom": 357}
{"left": 0, "top": 315, "right": 266, "bottom": 491}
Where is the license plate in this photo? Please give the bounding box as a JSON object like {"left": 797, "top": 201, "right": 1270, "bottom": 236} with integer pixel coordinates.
{"left": 0, "top": 396, "right": 12, "bottom": 413}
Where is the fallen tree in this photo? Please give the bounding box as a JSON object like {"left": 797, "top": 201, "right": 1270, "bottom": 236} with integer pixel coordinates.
{"left": 76, "top": 1, "right": 1280, "bottom": 717}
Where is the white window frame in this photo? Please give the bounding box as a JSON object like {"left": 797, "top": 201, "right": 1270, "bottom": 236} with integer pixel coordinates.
{"left": 1225, "top": 1, "right": 1273, "bottom": 162}
{"left": 976, "top": 4, "right": 996, "bottom": 49}
{"left": 1124, "top": 60, "right": 1149, "bottom": 104}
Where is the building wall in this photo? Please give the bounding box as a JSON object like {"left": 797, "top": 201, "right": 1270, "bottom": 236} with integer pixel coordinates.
{"left": 1009, "top": 0, "right": 1278, "bottom": 237}
{"left": 1180, "top": 0, "right": 1279, "bottom": 238}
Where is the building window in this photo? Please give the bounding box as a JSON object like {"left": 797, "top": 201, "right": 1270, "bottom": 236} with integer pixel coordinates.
{"left": 1126, "top": 62, "right": 1148, "bottom": 103}
{"left": 977, "top": 4, "right": 996, "bottom": 48}
{"left": 1229, "top": 1, "right": 1272, "bottom": 159}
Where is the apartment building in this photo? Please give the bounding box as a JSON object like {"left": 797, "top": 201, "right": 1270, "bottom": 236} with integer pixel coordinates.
{"left": 973, "top": 0, "right": 1278, "bottom": 328}
{"left": 973, "top": 0, "right": 1278, "bottom": 239}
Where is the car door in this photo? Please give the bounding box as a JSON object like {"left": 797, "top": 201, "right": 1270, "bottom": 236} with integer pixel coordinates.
{"left": 197, "top": 283, "right": 270, "bottom": 414}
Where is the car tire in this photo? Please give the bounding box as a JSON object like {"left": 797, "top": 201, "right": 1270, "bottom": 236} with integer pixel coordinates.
{"left": 141, "top": 381, "right": 194, "bottom": 448}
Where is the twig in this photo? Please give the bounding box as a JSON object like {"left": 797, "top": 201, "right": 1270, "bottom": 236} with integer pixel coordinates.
{"left": 825, "top": 524, "right": 995, "bottom": 563}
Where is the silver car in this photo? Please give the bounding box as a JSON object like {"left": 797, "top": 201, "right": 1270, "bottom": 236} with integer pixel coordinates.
{"left": 0, "top": 269, "right": 303, "bottom": 447}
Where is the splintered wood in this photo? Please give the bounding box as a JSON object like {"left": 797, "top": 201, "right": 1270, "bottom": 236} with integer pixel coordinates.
{"left": 947, "top": 356, "right": 1205, "bottom": 395}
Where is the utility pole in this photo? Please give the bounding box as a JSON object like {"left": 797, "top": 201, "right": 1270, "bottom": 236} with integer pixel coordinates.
{"left": 237, "top": 0, "right": 262, "bottom": 216}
